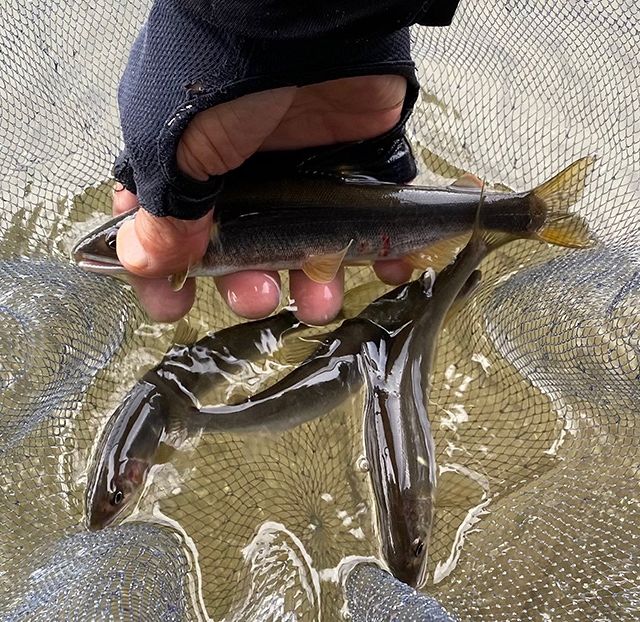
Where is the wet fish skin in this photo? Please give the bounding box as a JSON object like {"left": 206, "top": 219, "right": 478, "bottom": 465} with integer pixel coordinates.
{"left": 72, "top": 174, "right": 550, "bottom": 283}
{"left": 362, "top": 270, "right": 481, "bottom": 589}
{"left": 192, "top": 274, "right": 437, "bottom": 433}
{"left": 85, "top": 311, "right": 302, "bottom": 530}
{"left": 363, "top": 320, "right": 435, "bottom": 589}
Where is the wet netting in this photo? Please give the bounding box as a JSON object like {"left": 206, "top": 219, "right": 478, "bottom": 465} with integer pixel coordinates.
{"left": 0, "top": 1, "right": 638, "bottom": 620}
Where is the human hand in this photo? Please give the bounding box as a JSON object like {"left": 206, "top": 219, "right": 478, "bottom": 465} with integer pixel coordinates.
{"left": 113, "top": 74, "right": 415, "bottom": 325}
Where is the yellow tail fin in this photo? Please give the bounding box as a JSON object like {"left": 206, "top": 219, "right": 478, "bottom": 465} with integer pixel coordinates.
{"left": 532, "top": 156, "right": 596, "bottom": 249}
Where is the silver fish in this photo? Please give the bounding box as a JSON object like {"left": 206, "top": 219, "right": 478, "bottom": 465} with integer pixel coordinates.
{"left": 72, "top": 158, "right": 593, "bottom": 289}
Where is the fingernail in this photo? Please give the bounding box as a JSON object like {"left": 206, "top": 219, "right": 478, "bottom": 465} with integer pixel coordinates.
{"left": 117, "top": 220, "right": 149, "bottom": 271}
{"left": 113, "top": 182, "right": 124, "bottom": 193}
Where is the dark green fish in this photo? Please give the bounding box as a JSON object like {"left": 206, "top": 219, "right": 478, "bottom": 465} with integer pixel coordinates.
{"left": 71, "top": 158, "right": 593, "bottom": 289}
{"left": 85, "top": 310, "right": 301, "bottom": 530}
{"left": 362, "top": 269, "right": 481, "bottom": 589}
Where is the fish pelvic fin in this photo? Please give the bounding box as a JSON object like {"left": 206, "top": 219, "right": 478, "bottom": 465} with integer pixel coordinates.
{"left": 169, "top": 267, "right": 190, "bottom": 291}
{"left": 302, "top": 241, "right": 353, "bottom": 283}
{"left": 532, "top": 156, "right": 596, "bottom": 249}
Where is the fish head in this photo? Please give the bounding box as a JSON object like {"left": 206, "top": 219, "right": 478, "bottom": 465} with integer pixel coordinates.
{"left": 87, "top": 456, "right": 151, "bottom": 530}
{"left": 85, "top": 380, "right": 164, "bottom": 530}
{"left": 72, "top": 208, "right": 138, "bottom": 275}
{"left": 380, "top": 487, "right": 433, "bottom": 588}
{"left": 358, "top": 270, "right": 436, "bottom": 331}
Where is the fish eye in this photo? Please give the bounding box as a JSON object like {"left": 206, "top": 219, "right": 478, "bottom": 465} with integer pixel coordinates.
{"left": 412, "top": 538, "right": 424, "bottom": 557}
{"left": 111, "top": 490, "right": 124, "bottom": 506}
{"left": 105, "top": 230, "right": 118, "bottom": 250}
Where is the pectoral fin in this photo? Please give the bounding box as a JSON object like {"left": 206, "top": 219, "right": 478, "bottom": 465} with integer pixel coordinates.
{"left": 302, "top": 241, "right": 353, "bottom": 283}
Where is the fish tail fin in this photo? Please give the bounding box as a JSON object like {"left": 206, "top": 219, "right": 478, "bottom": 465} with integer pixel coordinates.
{"left": 444, "top": 269, "right": 482, "bottom": 326}
{"left": 531, "top": 156, "right": 596, "bottom": 249}
{"left": 173, "top": 318, "right": 199, "bottom": 345}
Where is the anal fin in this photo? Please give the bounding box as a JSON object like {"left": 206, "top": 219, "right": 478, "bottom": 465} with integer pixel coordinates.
{"left": 405, "top": 233, "right": 471, "bottom": 272}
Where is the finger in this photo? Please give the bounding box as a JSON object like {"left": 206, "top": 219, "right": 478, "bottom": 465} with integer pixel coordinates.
{"left": 289, "top": 268, "right": 344, "bottom": 326}
{"left": 116, "top": 208, "right": 213, "bottom": 278}
{"left": 215, "top": 270, "right": 282, "bottom": 319}
{"left": 177, "top": 87, "right": 296, "bottom": 179}
{"left": 129, "top": 276, "right": 196, "bottom": 323}
{"left": 373, "top": 259, "right": 414, "bottom": 285}
{"left": 112, "top": 183, "right": 139, "bottom": 215}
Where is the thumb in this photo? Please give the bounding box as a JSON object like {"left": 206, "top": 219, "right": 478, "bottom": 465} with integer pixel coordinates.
{"left": 116, "top": 207, "right": 213, "bottom": 278}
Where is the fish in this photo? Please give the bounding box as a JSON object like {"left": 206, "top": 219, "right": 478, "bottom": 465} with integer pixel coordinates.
{"left": 71, "top": 157, "right": 594, "bottom": 290}
{"left": 191, "top": 156, "right": 594, "bottom": 586}
{"left": 363, "top": 155, "right": 596, "bottom": 587}
{"left": 85, "top": 310, "right": 302, "bottom": 530}
{"left": 184, "top": 156, "right": 595, "bottom": 433}
{"left": 361, "top": 269, "right": 481, "bottom": 589}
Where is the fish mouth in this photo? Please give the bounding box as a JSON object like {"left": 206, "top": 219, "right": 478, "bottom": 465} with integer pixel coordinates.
{"left": 73, "top": 252, "right": 125, "bottom": 275}
{"left": 86, "top": 505, "right": 126, "bottom": 531}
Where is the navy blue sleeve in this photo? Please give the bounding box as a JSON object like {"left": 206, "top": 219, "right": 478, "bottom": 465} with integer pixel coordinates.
{"left": 114, "top": 0, "right": 460, "bottom": 220}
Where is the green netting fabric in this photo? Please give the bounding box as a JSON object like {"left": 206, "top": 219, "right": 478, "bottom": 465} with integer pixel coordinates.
{"left": 0, "top": 0, "right": 638, "bottom": 620}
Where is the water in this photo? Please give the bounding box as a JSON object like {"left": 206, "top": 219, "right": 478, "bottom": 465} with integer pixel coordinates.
{"left": 1, "top": 0, "right": 639, "bottom": 618}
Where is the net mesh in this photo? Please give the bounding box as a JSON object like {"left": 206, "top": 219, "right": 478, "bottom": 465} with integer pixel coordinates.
{"left": 0, "top": 0, "right": 638, "bottom": 620}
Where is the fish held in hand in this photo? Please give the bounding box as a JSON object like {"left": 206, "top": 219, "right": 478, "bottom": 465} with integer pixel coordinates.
{"left": 71, "top": 158, "right": 594, "bottom": 289}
